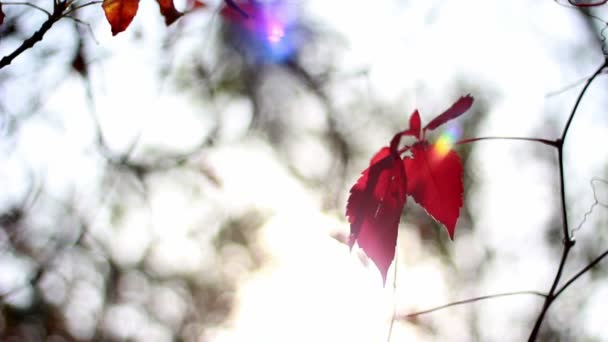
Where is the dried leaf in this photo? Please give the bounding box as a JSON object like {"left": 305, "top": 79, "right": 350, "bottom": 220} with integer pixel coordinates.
{"left": 156, "top": 0, "right": 182, "bottom": 26}
{"left": 103, "top": 0, "right": 140, "bottom": 36}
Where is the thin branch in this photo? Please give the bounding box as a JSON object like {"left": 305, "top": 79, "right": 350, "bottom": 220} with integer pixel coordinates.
{"left": 0, "top": 1, "right": 68, "bottom": 69}
{"left": 0, "top": 1, "right": 51, "bottom": 16}
{"left": 386, "top": 251, "right": 398, "bottom": 342}
{"left": 64, "top": 0, "right": 102, "bottom": 16}
{"left": 554, "top": 248, "right": 608, "bottom": 298}
{"left": 456, "top": 136, "right": 557, "bottom": 147}
{"left": 527, "top": 59, "right": 607, "bottom": 342}
{"left": 560, "top": 59, "right": 608, "bottom": 145}
{"left": 572, "top": 178, "right": 608, "bottom": 235}
{"left": 401, "top": 291, "right": 547, "bottom": 319}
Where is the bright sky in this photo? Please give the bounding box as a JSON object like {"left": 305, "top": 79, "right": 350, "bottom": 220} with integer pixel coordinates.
{"left": 3, "top": 0, "right": 608, "bottom": 341}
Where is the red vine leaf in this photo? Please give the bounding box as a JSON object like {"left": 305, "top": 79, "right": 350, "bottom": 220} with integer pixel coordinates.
{"left": 188, "top": 0, "right": 207, "bottom": 10}
{"left": 390, "top": 110, "right": 421, "bottom": 151}
{"left": 103, "top": 0, "right": 140, "bottom": 36}
{"left": 568, "top": 0, "right": 607, "bottom": 7}
{"left": 156, "top": 0, "right": 183, "bottom": 25}
{"left": 224, "top": 0, "right": 250, "bottom": 18}
{"left": 221, "top": 0, "right": 255, "bottom": 24}
{"left": 408, "top": 110, "right": 421, "bottom": 138}
{"left": 424, "top": 95, "right": 474, "bottom": 132}
{"left": 346, "top": 146, "right": 407, "bottom": 283}
{"left": 404, "top": 142, "right": 463, "bottom": 239}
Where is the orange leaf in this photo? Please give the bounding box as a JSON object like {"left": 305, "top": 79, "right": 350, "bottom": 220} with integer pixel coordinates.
{"left": 103, "top": 0, "right": 140, "bottom": 36}
{"left": 156, "top": 0, "right": 183, "bottom": 26}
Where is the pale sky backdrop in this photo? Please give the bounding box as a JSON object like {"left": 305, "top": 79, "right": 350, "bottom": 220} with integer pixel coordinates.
{"left": 2, "top": 0, "right": 608, "bottom": 341}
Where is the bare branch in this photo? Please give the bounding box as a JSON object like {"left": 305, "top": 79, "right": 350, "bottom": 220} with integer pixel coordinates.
{"left": 401, "top": 291, "right": 547, "bottom": 319}
{"left": 0, "top": 1, "right": 51, "bottom": 16}
{"left": 554, "top": 248, "right": 608, "bottom": 298}
{"left": 0, "top": 1, "right": 68, "bottom": 69}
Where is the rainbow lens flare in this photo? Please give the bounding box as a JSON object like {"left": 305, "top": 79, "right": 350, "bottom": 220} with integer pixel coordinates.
{"left": 433, "top": 126, "right": 461, "bottom": 158}
{"left": 222, "top": 1, "right": 300, "bottom": 63}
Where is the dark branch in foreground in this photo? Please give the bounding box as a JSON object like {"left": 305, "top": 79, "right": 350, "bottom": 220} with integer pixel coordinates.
{"left": 527, "top": 58, "right": 608, "bottom": 342}
{"left": 401, "top": 291, "right": 547, "bottom": 319}
{"left": 555, "top": 247, "right": 608, "bottom": 298}
{"left": 0, "top": 1, "right": 67, "bottom": 69}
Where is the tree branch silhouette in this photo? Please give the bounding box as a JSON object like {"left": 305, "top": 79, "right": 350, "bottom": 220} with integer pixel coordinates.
{"left": 0, "top": 0, "right": 68, "bottom": 69}
{"left": 401, "top": 291, "right": 547, "bottom": 319}
{"left": 527, "top": 57, "right": 608, "bottom": 342}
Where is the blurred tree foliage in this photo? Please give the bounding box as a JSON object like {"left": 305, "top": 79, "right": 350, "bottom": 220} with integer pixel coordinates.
{"left": 1, "top": 1, "right": 608, "bottom": 341}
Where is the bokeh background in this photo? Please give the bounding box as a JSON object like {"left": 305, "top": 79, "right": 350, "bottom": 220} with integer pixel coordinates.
{"left": 2, "top": 0, "right": 608, "bottom": 341}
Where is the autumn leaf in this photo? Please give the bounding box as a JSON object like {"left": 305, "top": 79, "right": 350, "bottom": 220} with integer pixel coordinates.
{"left": 0, "top": 3, "right": 4, "bottom": 26}
{"left": 568, "top": 0, "right": 607, "bottom": 6}
{"left": 220, "top": 0, "right": 256, "bottom": 28}
{"left": 188, "top": 0, "right": 207, "bottom": 10}
{"left": 424, "top": 95, "right": 474, "bottom": 132}
{"left": 224, "top": 0, "right": 249, "bottom": 18}
{"left": 346, "top": 95, "right": 473, "bottom": 283}
{"left": 156, "top": 0, "right": 182, "bottom": 26}
{"left": 403, "top": 141, "right": 463, "bottom": 239}
{"left": 103, "top": 0, "right": 140, "bottom": 36}
{"left": 346, "top": 146, "right": 407, "bottom": 283}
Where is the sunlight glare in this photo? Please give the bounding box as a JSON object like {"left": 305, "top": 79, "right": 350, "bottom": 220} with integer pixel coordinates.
{"left": 433, "top": 126, "right": 461, "bottom": 158}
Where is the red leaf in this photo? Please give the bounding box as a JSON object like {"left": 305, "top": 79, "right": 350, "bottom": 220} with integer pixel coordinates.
{"left": 103, "top": 0, "right": 140, "bottom": 35}
{"left": 404, "top": 142, "right": 463, "bottom": 239}
{"left": 156, "top": 0, "right": 183, "bottom": 25}
{"left": 390, "top": 110, "right": 421, "bottom": 151}
{"left": 224, "top": 0, "right": 250, "bottom": 18}
{"left": 424, "top": 95, "right": 474, "bottom": 132}
{"left": 346, "top": 147, "right": 407, "bottom": 283}
{"left": 409, "top": 110, "right": 421, "bottom": 138}
{"left": 188, "top": 0, "right": 207, "bottom": 9}
{"left": 221, "top": 0, "right": 255, "bottom": 22}
{"left": 568, "top": 0, "right": 607, "bottom": 6}
{"left": 0, "top": 3, "right": 4, "bottom": 26}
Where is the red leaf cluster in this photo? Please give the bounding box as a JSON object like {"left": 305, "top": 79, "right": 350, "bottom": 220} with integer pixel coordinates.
{"left": 102, "top": 0, "right": 208, "bottom": 35}
{"left": 346, "top": 95, "right": 473, "bottom": 282}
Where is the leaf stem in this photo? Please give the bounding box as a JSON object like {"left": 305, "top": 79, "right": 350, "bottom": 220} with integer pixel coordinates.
{"left": 386, "top": 251, "right": 398, "bottom": 342}
{"left": 527, "top": 58, "right": 608, "bottom": 341}
{"left": 401, "top": 291, "right": 547, "bottom": 318}
{"left": 456, "top": 136, "right": 557, "bottom": 147}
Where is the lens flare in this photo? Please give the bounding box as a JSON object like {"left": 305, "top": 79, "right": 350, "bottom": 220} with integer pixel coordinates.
{"left": 267, "top": 22, "right": 285, "bottom": 43}
{"left": 222, "top": 1, "right": 300, "bottom": 63}
{"left": 433, "top": 126, "right": 461, "bottom": 158}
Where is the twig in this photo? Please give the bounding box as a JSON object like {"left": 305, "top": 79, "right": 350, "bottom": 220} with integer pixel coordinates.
{"left": 457, "top": 136, "right": 557, "bottom": 147}
{"left": 0, "top": 1, "right": 68, "bottom": 69}
{"left": 402, "top": 291, "right": 547, "bottom": 318}
{"left": 386, "top": 251, "right": 398, "bottom": 342}
{"left": 527, "top": 58, "right": 608, "bottom": 342}
{"left": 572, "top": 178, "right": 608, "bottom": 235}
{"left": 554, "top": 248, "right": 608, "bottom": 298}
{"left": 0, "top": 1, "right": 51, "bottom": 16}
{"left": 64, "top": 0, "right": 102, "bottom": 16}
